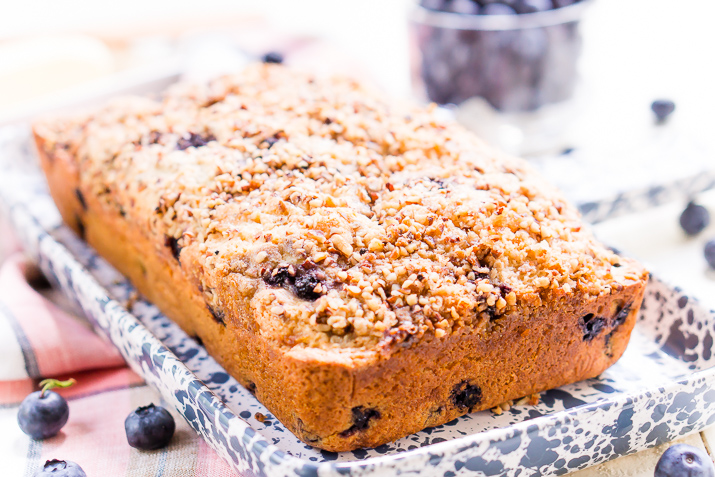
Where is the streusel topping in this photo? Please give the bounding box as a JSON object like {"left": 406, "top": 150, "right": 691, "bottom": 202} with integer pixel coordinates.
{"left": 36, "top": 64, "right": 645, "bottom": 352}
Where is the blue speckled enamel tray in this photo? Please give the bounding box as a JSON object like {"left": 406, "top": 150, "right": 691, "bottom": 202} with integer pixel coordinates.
{"left": 3, "top": 123, "right": 715, "bottom": 477}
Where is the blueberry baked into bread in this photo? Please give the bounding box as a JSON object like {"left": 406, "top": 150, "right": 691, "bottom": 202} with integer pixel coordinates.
{"left": 33, "top": 64, "right": 648, "bottom": 452}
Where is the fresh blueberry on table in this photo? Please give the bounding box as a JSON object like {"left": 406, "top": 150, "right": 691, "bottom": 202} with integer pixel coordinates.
{"left": 679, "top": 201, "right": 710, "bottom": 236}
{"left": 654, "top": 444, "right": 715, "bottom": 477}
{"left": 261, "top": 52, "right": 284, "bottom": 64}
{"left": 652, "top": 99, "right": 676, "bottom": 122}
{"left": 125, "top": 403, "right": 176, "bottom": 450}
{"left": 34, "top": 459, "right": 86, "bottom": 477}
{"left": 516, "top": 0, "right": 554, "bottom": 13}
{"left": 705, "top": 240, "right": 715, "bottom": 269}
{"left": 18, "top": 378, "right": 75, "bottom": 440}
{"left": 480, "top": 3, "right": 518, "bottom": 15}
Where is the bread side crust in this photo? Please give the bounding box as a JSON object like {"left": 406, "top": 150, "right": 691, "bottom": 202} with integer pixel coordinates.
{"left": 35, "top": 131, "right": 647, "bottom": 451}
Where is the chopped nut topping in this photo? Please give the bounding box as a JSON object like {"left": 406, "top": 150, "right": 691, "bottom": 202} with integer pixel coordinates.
{"left": 35, "top": 63, "right": 646, "bottom": 352}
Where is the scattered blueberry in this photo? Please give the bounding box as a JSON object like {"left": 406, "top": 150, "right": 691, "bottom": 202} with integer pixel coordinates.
{"left": 654, "top": 444, "right": 715, "bottom": 477}
{"left": 705, "top": 240, "right": 715, "bottom": 269}
{"left": 261, "top": 51, "right": 284, "bottom": 64}
{"left": 34, "top": 459, "right": 87, "bottom": 477}
{"left": 679, "top": 201, "right": 710, "bottom": 236}
{"left": 516, "top": 0, "right": 553, "bottom": 13}
{"left": 446, "top": 0, "right": 481, "bottom": 14}
{"left": 480, "top": 3, "right": 518, "bottom": 14}
{"left": 125, "top": 403, "right": 176, "bottom": 450}
{"left": 651, "top": 99, "right": 676, "bottom": 122}
{"left": 18, "top": 378, "right": 75, "bottom": 440}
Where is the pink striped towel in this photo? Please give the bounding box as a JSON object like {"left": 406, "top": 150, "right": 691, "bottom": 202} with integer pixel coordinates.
{"left": 0, "top": 226, "right": 236, "bottom": 476}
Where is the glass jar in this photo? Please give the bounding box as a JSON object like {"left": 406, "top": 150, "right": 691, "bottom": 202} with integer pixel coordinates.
{"left": 409, "top": 1, "right": 593, "bottom": 153}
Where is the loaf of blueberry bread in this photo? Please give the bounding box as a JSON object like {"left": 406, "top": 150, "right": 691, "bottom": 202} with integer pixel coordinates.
{"left": 33, "top": 63, "right": 648, "bottom": 452}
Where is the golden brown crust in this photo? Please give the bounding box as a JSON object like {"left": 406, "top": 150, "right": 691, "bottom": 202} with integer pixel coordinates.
{"left": 33, "top": 64, "right": 648, "bottom": 451}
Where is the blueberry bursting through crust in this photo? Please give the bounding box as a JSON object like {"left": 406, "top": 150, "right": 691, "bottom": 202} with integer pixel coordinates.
{"left": 579, "top": 313, "right": 607, "bottom": 342}
{"left": 580, "top": 301, "right": 633, "bottom": 342}
{"left": 176, "top": 132, "right": 215, "bottom": 151}
{"left": 164, "top": 235, "right": 181, "bottom": 262}
{"left": 264, "top": 264, "right": 324, "bottom": 301}
{"left": 451, "top": 381, "right": 483, "bottom": 411}
{"left": 339, "top": 407, "right": 381, "bottom": 438}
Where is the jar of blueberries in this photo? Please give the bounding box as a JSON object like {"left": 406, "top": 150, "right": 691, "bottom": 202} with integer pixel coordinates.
{"left": 410, "top": 0, "right": 592, "bottom": 152}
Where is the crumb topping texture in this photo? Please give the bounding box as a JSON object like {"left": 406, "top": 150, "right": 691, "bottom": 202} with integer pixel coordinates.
{"left": 35, "top": 64, "right": 645, "bottom": 353}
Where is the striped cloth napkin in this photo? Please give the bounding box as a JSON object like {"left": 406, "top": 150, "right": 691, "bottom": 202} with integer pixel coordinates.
{"left": 0, "top": 227, "right": 236, "bottom": 476}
